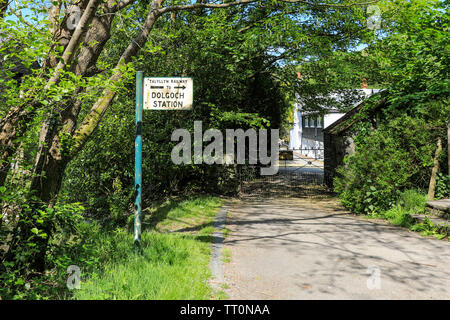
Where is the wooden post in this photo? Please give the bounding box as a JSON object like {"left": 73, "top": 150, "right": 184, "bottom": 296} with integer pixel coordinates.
{"left": 428, "top": 137, "right": 443, "bottom": 201}
{"left": 448, "top": 122, "right": 450, "bottom": 177}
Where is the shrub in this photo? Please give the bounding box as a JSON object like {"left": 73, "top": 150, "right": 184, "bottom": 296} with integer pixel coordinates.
{"left": 334, "top": 115, "right": 441, "bottom": 215}
{"left": 383, "top": 205, "right": 414, "bottom": 227}
{"left": 380, "top": 189, "right": 426, "bottom": 227}
{"left": 397, "top": 189, "right": 427, "bottom": 214}
{"left": 0, "top": 194, "right": 87, "bottom": 300}
{"left": 435, "top": 173, "right": 450, "bottom": 200}
{"left": 334, "top": 128, "right": 413, "bottom": 214}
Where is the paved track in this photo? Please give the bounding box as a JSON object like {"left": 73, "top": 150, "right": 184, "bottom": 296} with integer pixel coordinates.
{"left": 222, "top": 197, "right": 450, "bottom": 299}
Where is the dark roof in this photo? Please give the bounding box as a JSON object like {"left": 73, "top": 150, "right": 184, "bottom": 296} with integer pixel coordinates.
{"left": 323, "top": 90, "right": 387, "bottom": 135}
{"left": 296, "top": 89, "right": 382, "bottom": 115}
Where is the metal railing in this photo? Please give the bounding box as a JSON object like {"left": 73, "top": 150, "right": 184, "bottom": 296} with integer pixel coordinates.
{"left": 289, "top": 148, "right": 324, "bottom": 160}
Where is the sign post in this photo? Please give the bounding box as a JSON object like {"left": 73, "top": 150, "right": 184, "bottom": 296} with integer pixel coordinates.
{"left": 134, "top": 74, "right": 192, "bottom": 251}
{"left": 144, "top": 77, "right": 193, "bottom": 110}
{"left": 134, "top": 71, "right": 143, "bottom": 250}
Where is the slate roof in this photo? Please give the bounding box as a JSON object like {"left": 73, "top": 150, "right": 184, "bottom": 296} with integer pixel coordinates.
{"left": 323, "top": 90, "right": 387, "bottom": 135}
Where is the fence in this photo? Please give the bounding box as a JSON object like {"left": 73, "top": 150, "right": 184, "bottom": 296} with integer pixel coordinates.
{"left": 238, "top": 163, "right": 333, "bottom": 198}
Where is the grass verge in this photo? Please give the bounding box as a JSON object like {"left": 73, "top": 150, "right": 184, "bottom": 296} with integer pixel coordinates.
{"left": 364, "top": 189, "right": 448, "bottom": 240}
{"left": 72, "top": 196, "right": 222, "bottom": 300}
{"left": 221, "top": 248, "right": 232, "bottom": 263}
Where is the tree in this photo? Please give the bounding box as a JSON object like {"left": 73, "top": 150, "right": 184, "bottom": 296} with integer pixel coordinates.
{"left": 333, "top": 0, "right": 449, "bottom": 213}
{"left": 0, "top": 0, "right": 379, "bottom": 272}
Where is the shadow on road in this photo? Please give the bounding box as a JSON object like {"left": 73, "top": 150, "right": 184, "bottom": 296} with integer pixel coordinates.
{"left": 223, "top": 192, "right": 450, "bottom": 299}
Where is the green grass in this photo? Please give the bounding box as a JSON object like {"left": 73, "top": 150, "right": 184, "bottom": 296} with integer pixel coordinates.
{"left": 222, "top": 227, "right": 231, "bottom": 238}
{"left": 382, "top": 189, "right": 426, "bottom": 227}
{"left": 221, "top": 283, "right": 230, "bottom": 289}
{"left": 221, "top": 248, "right": 232, "bottom": 263}
{"left": 365, "top": 189, "right": 447, "bottom": 240}
{"left": 365, "top": 189, "right": 425, "bottom": 226}
{"left": 143, "top": 196, "right": 221, "bottom": 233}
{"left": 214, "top": 289, "right": 228, "bottom": 300}
{"left": 382, "top": 204, "right": 416, "bottom": 227}
{"left": 72, "top": 196, "right": 222, "bottom": 300}
{"left": 397, "top": 189, "right": 427, "bottom": 214}
{"left": 410, "top": 217, "right": 447, "bottom": 239}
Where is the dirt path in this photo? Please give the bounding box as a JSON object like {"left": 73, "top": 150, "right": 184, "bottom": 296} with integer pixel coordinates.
{"left": 221, "top": 197, "right": 450, "bottom": 299}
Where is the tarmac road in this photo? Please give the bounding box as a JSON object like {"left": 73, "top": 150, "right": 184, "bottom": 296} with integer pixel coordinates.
{"left": 222, "top": 197, "right": 450, "bottom": 299}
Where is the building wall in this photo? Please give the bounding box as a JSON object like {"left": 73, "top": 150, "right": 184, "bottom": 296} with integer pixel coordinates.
{"left": 321, "top": 89, "right": 383, "bottom": 187}
{"left": 291, "top": 112, "right": 344, "bottom": 159}
{"left": 301, "top": 127, "right": 324, "bottom": 159}
{"left": 289, "top": 89, "right": 379, "bottom": 160}
{"left": 288, "top": 103, "right": 302, "bottom": 150}
{"left": 323, "top": 131, "right": 355, "bottom": 188}
{"left": 288, "top": 96, "right": 346, "bottom": 154}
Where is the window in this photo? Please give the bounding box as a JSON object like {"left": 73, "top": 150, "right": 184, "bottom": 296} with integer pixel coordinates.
{"left": 304, "top": 117, "right": 309, "bottom": 128}
{"left": 317, "top": 116, "right": 322, "bottom": 128}
{"left": 310, "top": 117, "right": 315, "bottom": 128}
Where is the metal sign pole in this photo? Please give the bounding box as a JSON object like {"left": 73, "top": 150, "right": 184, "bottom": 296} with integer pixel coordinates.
{"left": 133, "top": 75, "right": 192, "bottom": 250}
{"left": 134, "top": 71, "right": 143, "bottom": 250}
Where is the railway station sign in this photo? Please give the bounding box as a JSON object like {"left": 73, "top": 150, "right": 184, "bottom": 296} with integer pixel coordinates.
{"left": 143, "top": 77, "right": 193, "bottom": 110}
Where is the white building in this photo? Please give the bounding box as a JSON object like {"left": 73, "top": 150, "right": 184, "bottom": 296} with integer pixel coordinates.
{"left": 289, "top": 88, "right": 380, "bottom": 159}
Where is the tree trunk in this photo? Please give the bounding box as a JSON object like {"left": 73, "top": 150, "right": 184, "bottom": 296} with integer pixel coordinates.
{"left": 0, "top": 0, "right": 7, "bottom": 18}
{"left": 2, "top": 0, "right": 120, "bottom": 272}
{"left": 0, "top": 102, "right": 41, "bottom": 186}
{"left": 0, "top": 1, "right": 95, "bottom": 187}
{"left": 4, "top": 0, "right": 144, "bottom": 272}
{"left": 428, "top": 137, "right": 443, "bottom": 201}
{"left": 20, "top": 2, "right": 162, "bottom": 272}
{"left": 447, "top": 122, "right": 450, "bottom": 177}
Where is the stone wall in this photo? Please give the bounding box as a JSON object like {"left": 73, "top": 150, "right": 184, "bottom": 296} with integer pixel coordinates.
{"left": 324, "top": 130, "right": 355, "bottom": 188}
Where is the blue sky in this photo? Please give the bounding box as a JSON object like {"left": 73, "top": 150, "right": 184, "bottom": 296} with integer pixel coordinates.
{"left": 4, "top": 0, "right": 48, "bottom": 23}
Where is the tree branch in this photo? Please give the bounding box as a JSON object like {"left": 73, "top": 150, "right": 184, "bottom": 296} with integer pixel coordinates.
{"left": 45, "top": 0, "right": 102, "bottom": 89}
{"left": 71, "top": 0, "right": 380, "bottom": 155}
{"left": 0, "top": 0, "right": 9, "bottom": 19}
{"left": 117, "top": 0, "right": 136, "bottom": 11}
{"left": 158, "top": 0, "right": 380, "bottom": 14}
{"left": 72, "top": 1, "right": 164, "bottom": 154}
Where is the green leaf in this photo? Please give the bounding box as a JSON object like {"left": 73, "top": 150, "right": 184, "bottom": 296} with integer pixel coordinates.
{"left": 3, "top": 261, "right": 14, "bottom": 268}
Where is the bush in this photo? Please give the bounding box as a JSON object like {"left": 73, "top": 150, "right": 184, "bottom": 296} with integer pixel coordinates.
{"left": 397, "top": 189, "right": 427, "bottom": 214}
{"left": 334, "top": 128, "right": 413, "bottom": 214}
{"left": 0, "top": 193, "right": 87, "bottom": 300}
{"left": 383, "top": 205, "right": 414, "bottom": 227}
{"left": 435, "top": 173, "right": 450, "bottom": 200}
{"left": 381, "top": 189, "right": 426, "bottom": 227}
{"left": 334, "top": 115, "right": 441, "bottom": 215}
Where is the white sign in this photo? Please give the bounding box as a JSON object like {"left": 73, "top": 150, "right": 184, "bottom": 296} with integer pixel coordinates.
{"left": 144, "top": 77, "right": 193, "bottom": 110}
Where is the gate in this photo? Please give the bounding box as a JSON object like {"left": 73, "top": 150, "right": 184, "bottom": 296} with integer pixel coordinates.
{"left": 238, "top": 149, "right": 333, "bottom": 198}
